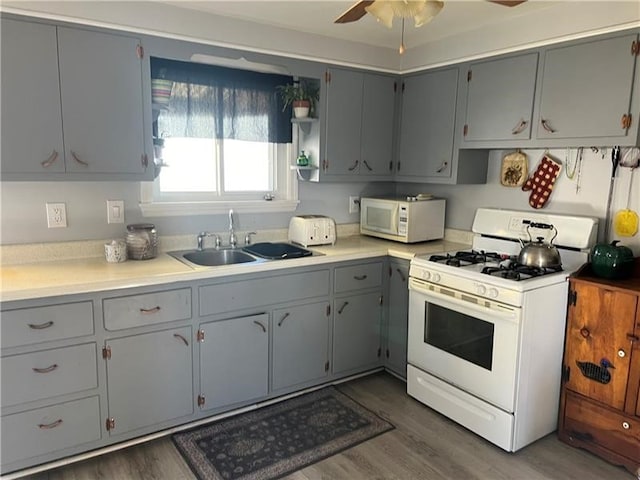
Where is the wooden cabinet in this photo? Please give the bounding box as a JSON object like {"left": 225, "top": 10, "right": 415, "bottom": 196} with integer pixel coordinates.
{"left": 104, "top": 327, "right": 194, "bottom": 436}
{"left": 385, "top": 259, "right": 409, "bottom": 378}
{"left": 559, "top": 262, "right": 640, "bottom": 477}
{"left": 396, "top": 67, "right": 488, "bottom": 184}
{"left": 0, "top": 17, "right": 150, "bottom": 180}
{"left": 198, "top": 314, "right": 269, "bottom": 411}
{"left": 461, "top": 53, "right": 538, "bottom": 145}
{"left": 272, "top": 302, "right": 331, "bottom": 392}
{"left": 536, "top": 32, "right": 639, "bottom": 146}
{"left": 321, "top": 68, "right": 395, "bottom": 180}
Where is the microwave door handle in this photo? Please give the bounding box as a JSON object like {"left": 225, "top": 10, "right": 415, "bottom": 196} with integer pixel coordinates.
{"left": 390, "top": 205, "right": 399, "bottom": 235}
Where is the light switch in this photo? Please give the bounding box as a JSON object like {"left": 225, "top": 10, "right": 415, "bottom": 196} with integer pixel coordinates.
{"left": 107, "top": 200, "right": 125, "bottom": 224}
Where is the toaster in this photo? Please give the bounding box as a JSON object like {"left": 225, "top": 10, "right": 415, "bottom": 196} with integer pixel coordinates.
{"left": 288, "top": 215, "right": 336, "bottom": 247}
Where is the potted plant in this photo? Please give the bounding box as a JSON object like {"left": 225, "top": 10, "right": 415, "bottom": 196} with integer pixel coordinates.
{"left": 277, "top": 80, "right": 319, "bottom": 118}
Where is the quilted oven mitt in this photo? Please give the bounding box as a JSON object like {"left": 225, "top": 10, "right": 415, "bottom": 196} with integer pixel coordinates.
{"left": 521, "top": 154, "right": 562, "bottom": 209}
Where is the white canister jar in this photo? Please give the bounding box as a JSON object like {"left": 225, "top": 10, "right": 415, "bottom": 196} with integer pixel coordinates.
{"left": 104, "top": 240, "right": 127, "bottom": 263}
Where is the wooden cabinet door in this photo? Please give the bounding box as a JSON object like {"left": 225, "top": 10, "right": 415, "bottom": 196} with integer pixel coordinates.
{"left": 272, "top": 302, "right": 330, "bottom": 391}
{"left": 360, "top": 73, "right": 395, "bottom": 178}
{"left": 463, "top": 53, "right": 538, "bottom": 142}
{"left": 105, "top": 327, "right": 193, "bottom": 435}
{"left": 386, "top": 261, "right": 409, "bottom": 377}
{"left": 199, "top": 314, "right": 268, "bottom": 410}
{"left": 536, "top": 33, "right": 638, "bottom": 141}
{"left": 1, "top": 19, "right": 65, "bottom": 174}
{"left": 333, "top": 292, "right": 382, "bottom": 375}
{"left": 397, "top": 68, "right": 458, "bottom": 179}
{"left": 324, "top": 68, "right": 363, "bottom": 176}
{"left": 58, "top": 27, "right": 146, "bottom": 174}
{"left": 565, "top": 282, "right": 638, "bottom": 410}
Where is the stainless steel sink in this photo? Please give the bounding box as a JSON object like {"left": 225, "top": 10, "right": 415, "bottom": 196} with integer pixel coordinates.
{"left": 168, "top": 248, "right": 264, "bottom": 268}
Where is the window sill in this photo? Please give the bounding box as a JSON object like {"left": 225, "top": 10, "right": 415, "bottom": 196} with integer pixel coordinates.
{"left": 139, "top": 199, "right": 300, "bottom": 217}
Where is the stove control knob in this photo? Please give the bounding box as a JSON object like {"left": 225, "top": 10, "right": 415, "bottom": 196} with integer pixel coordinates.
{"left": 422, "top": 271, "right": 431, "bottom": 281}
{"left": 488, "top": 288, "right": 499, "bottom": 299}
{"left": 476, "top": 285, "right": 487, "bottom": 295}
{"left": 432, "top": 273, "right": 441, "bottom": 283}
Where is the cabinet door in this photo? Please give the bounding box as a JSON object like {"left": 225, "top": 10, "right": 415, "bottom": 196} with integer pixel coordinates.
{"left": 199, "top": 313, "right": 268, "bottom": 410}
{"left": 0, "top": 19, "right": 65, "bottom": 174}
{"left": 536, "top": 33, "right": 638, "bottom": 140}
{"left": 386, "top": 261, "right": 409, "bottom": 377}
{"left": 360, "top": 73, "right": 395, "bottom": 177}
{"left": 333, "top": 292, "right": 382, "bottom": 375}
{"left": 324, "top": 69, "right": 363, "bottom": 176}
{"left": 272, "top": 302, "right": 330, "bottom": 391}
{"left": 397, "top": 68, "right": 458, "bottom": 179}
{"left": 565, "top": 282, "right": 637, "bottom": 411}
{"left": 105, "top": 327, "right": 193, "bottom": 435}
{"left": 57, "top": 27, "right": 146, "bottom": 174}
{"left": 463, "top": 53, "right": 538, "bottom": 142}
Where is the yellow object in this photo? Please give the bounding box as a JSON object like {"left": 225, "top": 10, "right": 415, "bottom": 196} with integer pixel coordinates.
{"left": 613, "top": 209, "right": 639, "bottom": 237}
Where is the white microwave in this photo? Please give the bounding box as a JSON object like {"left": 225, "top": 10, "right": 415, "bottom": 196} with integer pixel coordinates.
{"left": 360, "top": 196, "right": 445, "bottom": 243}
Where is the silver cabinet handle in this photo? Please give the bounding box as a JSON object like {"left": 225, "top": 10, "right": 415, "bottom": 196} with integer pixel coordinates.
{"left": 511, "top": 119, "right": 528, "bottom": 135}
{"left": 140, "top": 306, "right": 161, "bottom": 314}
{"left": 32, "top": 364, "right": 58, "bottom": 374}
{"left": 540, "top": 118, "right": 556, "bottom": 133}
{"left": 38, "top": 419, "right": 63, "bottom": 430}
{"left": 396, "top": 268, "right": 407, "bottom": 282}
{"left": 173, "top": 333, "right": 189, "bottom": 346}
{"left": 253, "top": 320, "right": 266, "bottom": 332}
{"left": 277, "top": 312, "right": 290, "bottom": 327}
{"left": 362, "top": 160, "right": 373, "bottom": 171}
{"left": 354, "top": 275, "right": 367, "bottom": 281}
{"left": 28, "top": 321, "right": 54, "bottom": 330}
{"left": 41, "top": 150, "right": 59, "bottom": 168}
{"left": 70, "top": 150, "right": 89, "bottom": 166}
{"left": 347, "top": 160, "right": 359, "bottom": 171}
{"left": 436, "top": 161, "right": 449, "bottom": 173}
{"left": 338, "top": 301, "right": 349, "bottom": 314}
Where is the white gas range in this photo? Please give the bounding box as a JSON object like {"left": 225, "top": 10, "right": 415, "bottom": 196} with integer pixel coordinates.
{"left": 407, "top": 208, "right": 599, "bottom": 452}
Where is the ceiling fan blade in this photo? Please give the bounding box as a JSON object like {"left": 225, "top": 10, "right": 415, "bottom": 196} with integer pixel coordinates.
{"left": 488, "top": 0, "right": 527, "bottom": 6}
{"left": 335, "top": 1, "right": 375, "bottom": 24}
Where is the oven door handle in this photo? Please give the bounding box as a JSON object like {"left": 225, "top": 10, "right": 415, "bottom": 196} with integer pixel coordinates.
{"left": 409, "top": 278, "right": 520, "bottom": 324}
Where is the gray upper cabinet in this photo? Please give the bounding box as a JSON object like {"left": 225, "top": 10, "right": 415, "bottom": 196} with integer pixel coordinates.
{"left": 535, "top": 32, "right": 640, "bottom": 145}
{"left": 461, "top": 53, "right": 538, "bottom": 145}
{"left": 1, "top": 19, "right": 65, "bottom": 174}
{"left": 0, "top": 17, "right": 150, "bottom": 180}
{"left": 321, "top": 68, "right": 395, "bottom": 180}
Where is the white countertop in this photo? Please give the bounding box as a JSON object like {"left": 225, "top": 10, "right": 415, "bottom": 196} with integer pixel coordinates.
{"left": 0, "top": 235, "right": 469, "bottom": 303}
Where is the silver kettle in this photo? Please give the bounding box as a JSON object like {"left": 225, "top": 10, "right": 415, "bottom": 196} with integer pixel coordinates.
{"left": 517, "top": 222, "right": 562, "bottom": 268}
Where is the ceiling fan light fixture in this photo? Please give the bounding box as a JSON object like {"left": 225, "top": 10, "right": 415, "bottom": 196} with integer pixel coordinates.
{"left": 413, "top": 0, "right": 444, "bottom": 27}
{"left": 364, "top": 1, "right": 395, "bottom": 29}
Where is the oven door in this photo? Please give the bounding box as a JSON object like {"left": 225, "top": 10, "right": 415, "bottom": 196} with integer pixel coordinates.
{"left": 408, "top": 277, "right": 521, "bottom": 412}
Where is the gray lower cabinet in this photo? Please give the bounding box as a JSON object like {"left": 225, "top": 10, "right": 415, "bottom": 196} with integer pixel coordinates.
{"left": 535, "top": 32, "right": 639, "bottom": 145}
{"left": 104, "top": 327, "right": 193, "bottom": 436}
{"left": 198, "top": 313, "right": 269, "bottom": 411}
{"left": 385, "top": 260, "right": 409, "bottom": 378}
{"left": 0, "top": 16, "right": 150, "bottom": 180}
{"left": 333, "top": 292, "right": 383, "bottom": 375}
{"left": 272, "top": 302, "right": 331, "bottom": 391}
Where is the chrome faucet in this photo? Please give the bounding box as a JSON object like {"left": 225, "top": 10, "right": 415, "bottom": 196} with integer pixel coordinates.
{"left": 228, "top": 209, "right": 237, "bottom": 248}
{"left": 197, "top": 231, "right": 220, "bottom": 250}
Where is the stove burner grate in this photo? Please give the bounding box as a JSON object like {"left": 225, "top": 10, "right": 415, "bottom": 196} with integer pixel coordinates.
{"left": 481, "top": 263, "right": 563, "bottom": 281}
{"left": 429, "top": 250, "right": 504, "bottom": 267}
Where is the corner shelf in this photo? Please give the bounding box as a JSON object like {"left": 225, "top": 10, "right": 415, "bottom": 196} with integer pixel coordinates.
{"left": 290, "top": 164, "right": 318, "bottom": 181}
{"left": 291, "top": 117, "right": 318, "bottom": 135}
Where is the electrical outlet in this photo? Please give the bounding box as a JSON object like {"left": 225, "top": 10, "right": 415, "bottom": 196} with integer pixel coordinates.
{"left": 46, "top": 202, "right": 67, "bottom": 228}
{"left": 349, "top": 196, "right": 360, "bottom": 214}
{"left": 107, "top": 200, "right": 125, "bottom": 224}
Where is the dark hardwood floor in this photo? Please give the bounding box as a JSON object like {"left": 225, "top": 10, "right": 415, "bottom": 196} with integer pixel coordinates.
{"left": 20, "top": 372, "right": 633, "bottom": 479}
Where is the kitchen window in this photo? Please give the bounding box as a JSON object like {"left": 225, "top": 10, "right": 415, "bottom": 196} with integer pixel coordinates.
{"left": 141, "top": 57, "right": 298, "bottom": 216}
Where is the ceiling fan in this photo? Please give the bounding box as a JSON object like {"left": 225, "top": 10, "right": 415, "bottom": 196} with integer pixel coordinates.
{"left": 335, "top": 0, "right": 528, "bottom": 26}
{"left": 335, "top": 0, "right": 527, "bottom": 53}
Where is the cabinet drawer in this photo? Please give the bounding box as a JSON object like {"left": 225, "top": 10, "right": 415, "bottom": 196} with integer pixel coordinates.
{"left": 335, "top": 262, "right": 383, "bottom": 293}
{"left": 103, "top": 288, "right": 191, "bottom": 330}
{"left": 200, "top": 269, "right": 329, "bottom": 316}
{"left": 1, "top": 396, "right": 101, "bottom": 466}
{"left": 562, "top": 391, "right": 640, "bottom": 462}
{"left": 1, "top": 343, "right": 97, "bottom": 408}
{"left": 1, "top": 301, "right": 94, "bottom": 349}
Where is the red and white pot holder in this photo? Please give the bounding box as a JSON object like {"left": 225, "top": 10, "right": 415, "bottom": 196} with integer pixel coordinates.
{"left": 521, "top": 154, "right": 562, "bottom": 209}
